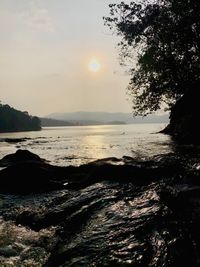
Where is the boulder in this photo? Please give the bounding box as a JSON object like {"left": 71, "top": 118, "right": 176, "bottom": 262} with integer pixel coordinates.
{"left": 0, "top": 149, "right": 44, "bottom": 167}
{"left": 0, "top": 150, "right": 185, "bottom": 194}
{"left": 0, "top": 246, "right": 18, "bottom": 257}
{"left": 0, "top": 161, "right": 65, "bottom": 194}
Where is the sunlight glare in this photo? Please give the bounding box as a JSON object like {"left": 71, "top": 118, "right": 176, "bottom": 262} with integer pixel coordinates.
{"left": 88, "top": 58, "right": 101, "bottom": 72}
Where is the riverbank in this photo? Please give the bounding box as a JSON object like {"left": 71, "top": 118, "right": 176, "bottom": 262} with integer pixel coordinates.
{"left": 1, "top": 150, "right": 200, "bottom": 266}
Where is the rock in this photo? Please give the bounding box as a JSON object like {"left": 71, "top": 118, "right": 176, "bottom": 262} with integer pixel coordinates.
{"left": 0, "top": 150, "right": 68, "bottom": 193}
{"left": 1, "top": 151, "right": 200, "bottom": 266}
{"left": 162, "top": 85, "right": 200, "bottom": 144}
{"left": 0, "top": 150, "right": 184, "bottom": 194}
{"left": 0, "top": 149, "right": 44, "bottom": 167}
{"left": 0, "top": 246, "right": 18, "bottom": 257}
{"left": 0, "top": 150, "right": 65, "bottom": 193}
{"left": 159, "top": 185, "right": 200, "bottom": 213}
{"left": 91, "top": 157, "right": 123, "bottom": 166}
{"left": 0, "top": 161, "right": 65, "bottom": 194}
{"left": 3, "top": 138, "right": 30, "bottom": 143}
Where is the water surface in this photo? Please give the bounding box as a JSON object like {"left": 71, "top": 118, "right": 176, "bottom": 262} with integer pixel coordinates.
{"left": 1, "top": 124, "right": 200, "bottom": 266}
{"left": 0, "top": 123, "right": 171, "bottom": 165}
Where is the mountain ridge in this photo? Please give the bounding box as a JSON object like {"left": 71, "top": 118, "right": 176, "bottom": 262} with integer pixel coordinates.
{"left": 45, "top": 111, "right": 169, "bottom": 124}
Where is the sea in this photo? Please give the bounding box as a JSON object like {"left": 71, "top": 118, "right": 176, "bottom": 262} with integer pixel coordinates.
{"left": 0, "top": 123, "right": 172, "bottom": 165}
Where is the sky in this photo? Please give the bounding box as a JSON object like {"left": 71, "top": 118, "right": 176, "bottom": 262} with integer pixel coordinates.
{"left": 0, "top": 0, "right": 132, "bottom": 116}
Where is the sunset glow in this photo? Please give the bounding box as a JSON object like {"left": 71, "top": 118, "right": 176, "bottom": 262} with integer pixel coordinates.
{"left": 88, "top": 59, "right": 101, "bottom": 72}
{"left": 0, "top": 0, "right": 131, "bottom": 116}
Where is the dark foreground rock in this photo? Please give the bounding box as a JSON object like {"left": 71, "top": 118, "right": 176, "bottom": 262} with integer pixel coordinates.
{"left": 0, "top": 149, "right": 45, "bottom": 167}
{"left": 0, "top": 150, "right": 66, "bottom": 193}
{"left": 1, "top": 150, "right": 200, "bottom": 266}
{"left": 0, "top": 150, "right": 184, "bottom": 194}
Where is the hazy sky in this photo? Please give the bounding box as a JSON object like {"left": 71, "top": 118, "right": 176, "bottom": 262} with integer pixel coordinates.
{"left": 0, "top": 0, "right": 132, "bottom": 116}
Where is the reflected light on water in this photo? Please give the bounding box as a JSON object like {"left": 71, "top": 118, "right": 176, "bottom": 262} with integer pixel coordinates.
{"left": 82, "top": 134, "right": 107, "bottom": 159}
{"left": 0, "top": 124, "right": 172, "bottom": 166}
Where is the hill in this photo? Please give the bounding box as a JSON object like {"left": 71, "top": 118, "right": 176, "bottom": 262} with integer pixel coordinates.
{"left": 40, "top": 118, "right": 76, "bottom": 127}
{"left": 0, "top": 104, "right": 41, "bottom": 132}
{"left": 46, "top": 112, "right": 169, "bottom": 125}
{"left": 40, "top": 117, "right": 126, "bottom": 127}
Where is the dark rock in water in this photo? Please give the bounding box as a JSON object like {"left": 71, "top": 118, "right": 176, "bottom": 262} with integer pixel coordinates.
{"left": 0, "top": 246, "right": 18, "bottom": 257}
{"left": 0, "top": 150, "right": 186, "bottom": 194}
{"left": 0, "top": 161, "right": 65, "bottom": 194}
{"left": 0, "top": 150, "right": 69, "bottom": 193}
{"left": 0, "top": 149, "right": 44, "bottom": 167}
{"left": 2, "top": 138, "right": 30, "bottom": 144}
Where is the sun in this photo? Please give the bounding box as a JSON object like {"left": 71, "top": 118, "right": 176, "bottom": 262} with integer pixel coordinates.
{"left": 88, "top": 58, "right": 101, "bottom": 72}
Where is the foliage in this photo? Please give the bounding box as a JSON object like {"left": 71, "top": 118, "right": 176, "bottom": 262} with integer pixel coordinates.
{"left": 104, "top": 0, "right": 200, "bottom": 115}
{"left": 0, "top": 103, "right": 41, "bottom": 132}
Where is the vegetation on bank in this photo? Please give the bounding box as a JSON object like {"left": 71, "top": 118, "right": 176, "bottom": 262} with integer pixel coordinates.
{"left": 0, "top": 103, "right": 41, "bottom": 132}
{"left": 105, "top": 0, "right": 200, "bottom": 143}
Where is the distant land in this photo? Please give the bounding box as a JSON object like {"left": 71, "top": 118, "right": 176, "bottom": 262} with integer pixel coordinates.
{"left": 40, "top": 117, "right": 126, "bottom": 127}
{"left": 0, "top": 103, "right": 41, "bottom": 132}
{"left": 43, "top": 112, "right": 169, "bottom": 126}
{"left": 41, "top": 118, "right": 76, "bottom": 127}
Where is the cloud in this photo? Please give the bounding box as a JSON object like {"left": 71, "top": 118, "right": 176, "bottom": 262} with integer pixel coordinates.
{"left": 20, "top": 0, "right": 54, "bottom": 32}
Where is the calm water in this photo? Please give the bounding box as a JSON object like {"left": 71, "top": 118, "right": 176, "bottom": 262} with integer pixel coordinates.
{"left": 0, "top": 123, "right": 172, "bottom": 165}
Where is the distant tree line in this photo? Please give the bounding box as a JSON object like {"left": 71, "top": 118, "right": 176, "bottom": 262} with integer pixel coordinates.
{"left": 0, "top": 103, "right": 41, "bottom": 132}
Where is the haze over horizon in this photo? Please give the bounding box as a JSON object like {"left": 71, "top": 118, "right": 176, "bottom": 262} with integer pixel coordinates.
{"left": 0, "top": 0, "right": 133, "bottom": 117}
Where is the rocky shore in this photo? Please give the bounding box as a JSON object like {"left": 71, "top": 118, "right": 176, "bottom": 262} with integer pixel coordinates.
{"left": 1, "top": 149, "right": 200, "bottom": 266}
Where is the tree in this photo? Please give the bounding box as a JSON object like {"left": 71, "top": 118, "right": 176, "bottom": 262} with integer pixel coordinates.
{"left": 104, "top": 0, "right": 200, "bottom": 116}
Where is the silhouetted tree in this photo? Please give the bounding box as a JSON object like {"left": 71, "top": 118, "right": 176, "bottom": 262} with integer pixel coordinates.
{"left": 104, "top": 0, "right": 200, "bottom": 116}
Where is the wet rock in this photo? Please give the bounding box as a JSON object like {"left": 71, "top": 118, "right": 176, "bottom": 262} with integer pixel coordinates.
{"left": 159, "top": 185, "right": 200, "bottom": 215}
{"left": 3, "top": 138, "right": 30, "bottom": 143}
{"left": 0, "top": 150, "right": 70, "bottom": 193}
{"left": 0, "top": 150, "right": 185, "bottom": 194}
{"left": 1, "top": 149, "right": 200, "bottom": 266}
{"left": 0, "top": 245, "right": 18, "bottom": 257}
{"left": 0, "top": 161, "right": 65, "bottom": 194}
{"left": 0, "top": 149, "right": 44, "bottom": 167}
{"left": 20, "top": 246, "right": 48, "bottom": 263}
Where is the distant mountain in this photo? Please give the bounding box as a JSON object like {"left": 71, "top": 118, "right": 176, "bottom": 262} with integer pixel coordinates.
{"left": 46, "top": 111, "right": 169, "bottom": 125}
{"left": 0, "top": 103, "right": 41, "bottom": 132}
{"left": 40, "top": 118, "right": 76, "bottom": 127}
{"left": 41, "top": 117, "right": 126, "bottom": 127}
